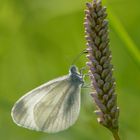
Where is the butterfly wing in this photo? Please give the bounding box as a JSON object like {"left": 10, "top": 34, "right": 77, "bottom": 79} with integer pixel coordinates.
{"left": 11, "top": 75, "right": 81, "bottom": 133}
{"left": 33, "top": 77, "right": 81, "bottom": 133}
{"left": 11, "top": 75, "right": 68, "bottom": 131}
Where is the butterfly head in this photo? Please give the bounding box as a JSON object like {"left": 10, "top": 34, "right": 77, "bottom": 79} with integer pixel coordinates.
{"left": 69, "top": 65, "right": 84, "bottom": 85}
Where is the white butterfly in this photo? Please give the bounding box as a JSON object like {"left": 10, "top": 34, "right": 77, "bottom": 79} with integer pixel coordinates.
{"left": 11, "top": 65, "right": 84, "bottom": 133}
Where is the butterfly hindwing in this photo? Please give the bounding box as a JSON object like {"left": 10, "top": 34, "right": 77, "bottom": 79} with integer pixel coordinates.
{"left": 11, "top": 75, "right": 81, "bottom": 133}
{"left": 33, "top": 78, "right": 81, "bottom": 133}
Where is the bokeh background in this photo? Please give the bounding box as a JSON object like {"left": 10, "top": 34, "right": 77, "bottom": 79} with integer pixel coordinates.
{"left": 0, "top": 0, "right": 140, "bottom": 139}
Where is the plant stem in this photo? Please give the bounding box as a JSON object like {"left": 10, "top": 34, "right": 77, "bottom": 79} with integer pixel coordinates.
{"left": 112, "top": 130, "right": 120, "bottom": 140}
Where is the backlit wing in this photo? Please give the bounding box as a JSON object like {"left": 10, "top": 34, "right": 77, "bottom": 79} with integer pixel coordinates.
{"left": 33, "top": 78, "right": 81, "bottom": 133}
{"left": 11, "top": 76, "right": 68, "bottom": 131}
{"left": 11, "top": 75, "right": 81, "bottom": 133}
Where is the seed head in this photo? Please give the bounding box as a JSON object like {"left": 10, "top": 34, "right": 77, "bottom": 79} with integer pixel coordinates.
{"left": 84, "top": 0, "right": 120, "bottom": 132}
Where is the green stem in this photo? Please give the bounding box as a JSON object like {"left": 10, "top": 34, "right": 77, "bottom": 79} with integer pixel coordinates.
{"left": 112, "top": 130, "right": 120, "bottom": 140}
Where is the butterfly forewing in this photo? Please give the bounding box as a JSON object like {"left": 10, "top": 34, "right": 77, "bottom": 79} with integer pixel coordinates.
{"left": 11, "top": 76, "right": 68, "bottom": 130}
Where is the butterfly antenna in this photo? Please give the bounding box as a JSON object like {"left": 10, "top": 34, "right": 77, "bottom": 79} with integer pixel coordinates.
{"left": 71, "top": 49, "right": 87, "bottom": 65}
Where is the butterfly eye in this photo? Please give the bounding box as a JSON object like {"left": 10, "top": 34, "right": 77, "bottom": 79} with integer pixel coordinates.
{"left": 70, "top": 65, "right": 77, "bottom": 74}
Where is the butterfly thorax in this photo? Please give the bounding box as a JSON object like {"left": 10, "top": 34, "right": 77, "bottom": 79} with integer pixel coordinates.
{"left": 69, "top": 65, "right": 84, "bottom": 85}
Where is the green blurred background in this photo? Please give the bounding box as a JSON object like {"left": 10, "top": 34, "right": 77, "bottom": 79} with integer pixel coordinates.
{"left": 0, "top": 0, "right": 140, "bottom": 139}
